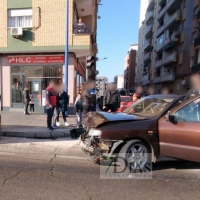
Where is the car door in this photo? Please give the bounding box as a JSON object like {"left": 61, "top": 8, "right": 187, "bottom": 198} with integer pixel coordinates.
{"left": 158, "top": 96, "right": 200, "bottom": 162}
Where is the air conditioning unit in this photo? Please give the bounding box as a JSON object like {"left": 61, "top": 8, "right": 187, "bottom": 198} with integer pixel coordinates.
{"left": 10, "top": 27, "right": 23, "bottom": 36}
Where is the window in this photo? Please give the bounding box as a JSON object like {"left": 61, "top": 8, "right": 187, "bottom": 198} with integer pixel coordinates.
{"left": 174, "top": 98, "right": 200, "bottom": 122}
{"left": 8, "top": 9, "right": 32, "bottom": 28}
{"left": 157, "top": 34, "right": 164, "bottom": 46}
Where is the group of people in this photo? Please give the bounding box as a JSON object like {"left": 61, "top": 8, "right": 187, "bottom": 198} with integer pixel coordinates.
{"left": 45, "top": 80, "right": 69, "bottom": 131}
{"left": 45, "top": 80, "right": 96, "bottom": 130}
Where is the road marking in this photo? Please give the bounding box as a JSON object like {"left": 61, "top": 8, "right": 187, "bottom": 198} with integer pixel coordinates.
{"left": 0, "top": 152, "right": 16, "bottom": 155}
{"left": 56, "top": 155, "right": 90, "bottom": 160}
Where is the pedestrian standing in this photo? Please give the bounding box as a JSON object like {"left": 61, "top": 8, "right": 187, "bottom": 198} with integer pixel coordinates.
{"left": 23, "top": 86, "right": 30, "bottom": 115}
{"left": 45, "top": 80, "right": 57, "bottom": 131}
{"left": 29, "top": 94, "right": 35, "bottom": 114}
{"left": 90, "top": 88, "right": 96, "bottom": 112}
{"left": 132, "top": 86, "right": 144, "bottom": 100}
{"left": 103, "top": 82, "right": 121, "bottom": 112}
{"left": 55, "top": 84, "right": 69, "bottom": 127}
{"left": 82, "top": 81, "right": 95, "bottom": 115}
{"left": 75, "top": 93, "right": 83, "bottom": 128}
{"left": 184, "top": 67, "right": 200, "bottom": 101}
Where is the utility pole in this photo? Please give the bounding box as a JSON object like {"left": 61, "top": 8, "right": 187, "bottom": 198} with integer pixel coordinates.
{"left": 64, "top": 0, "right": 69, "bottom": 92}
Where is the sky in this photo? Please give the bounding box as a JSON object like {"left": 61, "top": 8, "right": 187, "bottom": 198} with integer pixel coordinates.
{"left": 96, "top": 0, "right": 140, "bottom": 82}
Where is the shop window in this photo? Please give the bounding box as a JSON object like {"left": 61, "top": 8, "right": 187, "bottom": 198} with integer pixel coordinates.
{"left": 8, "top": 9, "right": 33, "bottom": 28}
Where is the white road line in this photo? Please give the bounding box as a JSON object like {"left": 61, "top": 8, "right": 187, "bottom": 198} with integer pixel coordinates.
{"left": 0, "top": 152, "right": 16, "bottom": 155}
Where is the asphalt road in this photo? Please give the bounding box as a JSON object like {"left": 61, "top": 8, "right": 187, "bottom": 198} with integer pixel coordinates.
{"left": 0, "top": 137, "right": 200, "bottom": 200}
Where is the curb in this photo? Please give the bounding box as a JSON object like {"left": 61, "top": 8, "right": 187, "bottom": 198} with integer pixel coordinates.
{"left": 0, "top": 130, "right": 71, "bottom": 139}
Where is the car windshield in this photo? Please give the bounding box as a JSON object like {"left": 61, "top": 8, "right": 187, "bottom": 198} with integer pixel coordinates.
{"left": 123, "top": 97, "right": 175, "bottom": 117}
{"left": 121, "top": 97, "right": 131, "bottom": 102}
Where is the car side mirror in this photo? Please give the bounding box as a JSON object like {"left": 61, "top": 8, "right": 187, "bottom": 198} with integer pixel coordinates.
{"left": 166, "top": 111, "right": 175, "bottom": 122}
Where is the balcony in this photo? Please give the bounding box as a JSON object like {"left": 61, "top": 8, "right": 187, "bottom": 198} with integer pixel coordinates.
{"left": 72, "top": 25, "right": 92, "bottom": 46}
{"left": 154, "top": 76, "right": 161, "bottom": 83}
{"left": 73, "top": 25, "right": 91, "bottom": 34}
{"left": 145, "top": 26, "right": 153, "bottom": 38}
{"left": 156, "top": 42, "right": 164, "bottom": 52}
{"left": 194, "top": 37, "right": 200, "bottom": 49}
{"left": 147, "top": 0, "right": 155, "bottom": 11}
{"left": 156, "top": 25, "right": 165, "bottom": 36}
{"left": 146, "top": 11, "right": 154, "bottom": 24}
{"left": 164, "top": 33, "right": 179, "bottom": 46}
{"left": 155, "top": 59, "right": 163, "bottom": 68}
{"left": 144, "top": 43, "right": 153, "bottom": 51}
{"left": 161, "top": 73, "right": 175, "bottom": 82}
{"left": 162, "top": 52, "right": 177, "bottom": 65}
{"left": 157, "top": 7, "right": 166, "bottom": 20}
{"left": 165, "top": 11, "right": 180, "bottom": 29}
{"left": 144, "top": 52, "right": 151, "bottom": 61}
{"left": 166, "top": 0, "right": 180, "bottom": 12}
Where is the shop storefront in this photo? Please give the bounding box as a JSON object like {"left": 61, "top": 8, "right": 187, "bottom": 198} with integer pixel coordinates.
{"left": 1, "top": 55, "right": 86, "bottom": 113}
{"left": 3, "top": 55, "right": 64, "bottom": 112}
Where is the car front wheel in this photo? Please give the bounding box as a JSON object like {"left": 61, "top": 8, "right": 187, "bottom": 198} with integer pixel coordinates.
{"left": 119, "top": 140, "right": 151, "bottom": 171}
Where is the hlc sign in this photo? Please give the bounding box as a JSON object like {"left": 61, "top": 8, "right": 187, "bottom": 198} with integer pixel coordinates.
{"left": 8, "top": 57, "right": 31, "bottom": 64}
{"left": 8, "top": 56, "right": 65, "bottom": 64}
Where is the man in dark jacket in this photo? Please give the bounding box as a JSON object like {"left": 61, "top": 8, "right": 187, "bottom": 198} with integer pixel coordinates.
{"left": 23, "top": 86, "right": 30, "bottom": 115}
{"left": 184, "top": 66, "right": 200, "bottom": 101}
{"left": 46, "top": 80, "right": 57, "bottom": 131}
{"left": 82, "top": 81, "right": 95, "bottom": 115}
{"left": 103, "top": 83, "right": 121, "bottom": 112}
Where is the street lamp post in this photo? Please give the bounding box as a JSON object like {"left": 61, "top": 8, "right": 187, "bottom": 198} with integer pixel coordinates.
{"left": 64, "top": 0, "right": 69, "bottom": 92}
{"left": 97, "top": 57, "right": 108, "bottom": 61}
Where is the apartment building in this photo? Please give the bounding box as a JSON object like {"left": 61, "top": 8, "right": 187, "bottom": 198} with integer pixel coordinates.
{"left": 0, "top": 0, "right": 98, "bottom": 112}
{"left": 137, "top": 0, "right": 199, "bottom": 94}
{"left": 135, "top": 0, "right": 150, "bottom": 86}
{"left": 124, "top": 44, "right": 138, "bottom": 90}
{"left": 114, "top": 75, "right": 124, "bottom": 89}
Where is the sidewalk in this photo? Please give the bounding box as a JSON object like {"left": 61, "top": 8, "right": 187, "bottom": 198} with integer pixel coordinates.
{"left": 0, "top": 111, "right": 77, "bottom": 139}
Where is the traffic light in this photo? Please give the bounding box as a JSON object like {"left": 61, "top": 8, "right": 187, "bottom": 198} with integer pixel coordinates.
{"left": 86, "top": 56, "right": 95, "bottom": 69}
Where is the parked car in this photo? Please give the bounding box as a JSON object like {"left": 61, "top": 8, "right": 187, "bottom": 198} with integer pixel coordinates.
{"left": 80, "top": 94, "right": 200, "bottom": 169}
{"left": 118, "top": 96, "right": 133, "bottom": 112}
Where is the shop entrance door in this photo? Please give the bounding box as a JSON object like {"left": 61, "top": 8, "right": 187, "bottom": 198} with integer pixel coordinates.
{"left": 11, "top": 74, "right": 25, "bottom": 108}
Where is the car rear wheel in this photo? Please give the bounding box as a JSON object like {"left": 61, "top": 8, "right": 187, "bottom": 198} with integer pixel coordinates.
{"left": 118, "top": 140, "right": 151, "bottom": 171}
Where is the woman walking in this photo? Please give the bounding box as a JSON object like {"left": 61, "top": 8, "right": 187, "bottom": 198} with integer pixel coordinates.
{"left": 55, "top": 83, "right": 69, "bottom": 127}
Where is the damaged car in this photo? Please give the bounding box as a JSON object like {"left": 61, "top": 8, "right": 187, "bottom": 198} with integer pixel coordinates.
{"left": 80, "top": 94, "right": 200, "bottom": 169}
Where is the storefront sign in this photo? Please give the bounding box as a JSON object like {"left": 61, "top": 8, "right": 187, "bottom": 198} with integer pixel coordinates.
{"left": 8, "top": 56, "right": 65, "bottom": 64}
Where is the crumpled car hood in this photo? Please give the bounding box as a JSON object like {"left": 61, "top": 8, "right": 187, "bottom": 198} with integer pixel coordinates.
{"left": 83, "top": 112, "right": 145, "bottom": 128}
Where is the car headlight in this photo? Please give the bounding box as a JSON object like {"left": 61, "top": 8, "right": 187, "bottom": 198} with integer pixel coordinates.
{"left": 89, "top": 129, "right": 102, "bottom": 137}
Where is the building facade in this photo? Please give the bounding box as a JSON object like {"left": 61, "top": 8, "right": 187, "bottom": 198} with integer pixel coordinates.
{"left": 135, "top": 0, "right": 150, "bottom": 86}
{"left": 124, "top": 44, "right": 138, "bottom": 90}
{"left": 136, "top": 0, "right": 199, "bottom": 94}
{"left": 114, "top": 75, "right": 124, "bottom": 90}
{"left": 96, "top": 76, "right": 108, "bottom": 98}
{"left": 0, "top": 0, "right": 98, "bottom": 112}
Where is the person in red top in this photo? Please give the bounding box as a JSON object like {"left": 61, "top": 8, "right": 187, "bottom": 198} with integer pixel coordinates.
{"left": 46, "top": 80, "right": 57, "bottom": 131}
